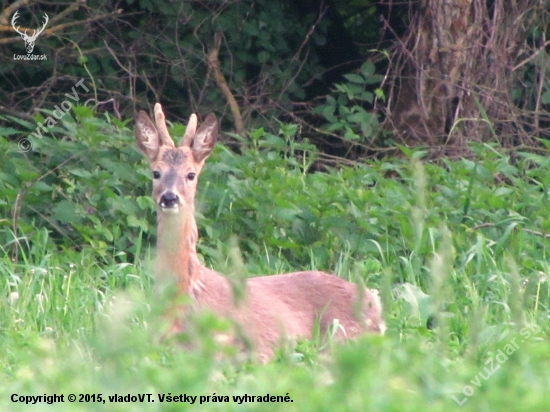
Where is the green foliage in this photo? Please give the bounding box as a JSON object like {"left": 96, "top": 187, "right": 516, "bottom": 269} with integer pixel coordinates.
{"left": 313, "top": 62, "right": 383, "bottom": 143}
{"left": 2, "top": 110, "right": 550, "bottom": 410}
{"left": 0, "top": 108, "right": 152, "bottom": 260}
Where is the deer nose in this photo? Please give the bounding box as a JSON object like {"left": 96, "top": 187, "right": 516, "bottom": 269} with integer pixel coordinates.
{"left": 159, "top": 192, "right": 179, "bottom": 208}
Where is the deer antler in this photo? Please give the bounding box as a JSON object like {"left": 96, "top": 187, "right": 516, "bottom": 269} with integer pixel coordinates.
{"left": 11, "top": 10, "right": 50, "bottom": 41}
{"left": 11, "top": 11, "right": 48, "bottom": 40}
{"left": 11, "top": 10, "right": 25, "bottom": 37}
{"left": 34, "top": 13, "right": 49, "bottom": 38}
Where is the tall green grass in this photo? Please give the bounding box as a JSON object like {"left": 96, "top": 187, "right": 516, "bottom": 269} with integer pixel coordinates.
{"left": 1, "top": 114, "right": 549, "bottom": 410}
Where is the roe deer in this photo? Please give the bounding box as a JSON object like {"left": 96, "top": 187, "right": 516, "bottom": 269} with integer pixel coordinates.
{"left": 135, "top": 103, "right": 385, "bottom": 362}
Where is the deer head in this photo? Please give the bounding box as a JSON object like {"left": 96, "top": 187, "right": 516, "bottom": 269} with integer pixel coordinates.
{"left": 135, "top": 103, "right": 218, "bottom": 215}
{"left": 11, "top": 11, "right": 49, "bottom": 54}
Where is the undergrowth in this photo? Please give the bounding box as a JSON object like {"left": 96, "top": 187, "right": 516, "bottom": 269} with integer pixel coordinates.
{"left": 0, "top": 111, "right": 549, "bottom": 410}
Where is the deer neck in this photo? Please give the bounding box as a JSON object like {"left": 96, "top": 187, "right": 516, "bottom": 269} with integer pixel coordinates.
{"left": 156, "top": 206, "right": 202, "bottom": 296}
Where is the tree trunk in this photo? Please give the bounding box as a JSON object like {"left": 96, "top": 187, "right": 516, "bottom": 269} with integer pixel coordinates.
{"left": 384, "top": 0, "right": 541, "bottom": 154}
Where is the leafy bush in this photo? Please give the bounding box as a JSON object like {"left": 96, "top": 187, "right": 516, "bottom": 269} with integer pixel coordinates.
{"left": 0, "top": 107, "right": 153, "bottom": 261}
{"left": 312, "top": 61, "right": 383, "bottom": 143}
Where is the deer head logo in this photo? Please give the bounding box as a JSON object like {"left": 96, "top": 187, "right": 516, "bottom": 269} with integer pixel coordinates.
{"left": 11, "top": 11, "right": 49, "bottom": 54}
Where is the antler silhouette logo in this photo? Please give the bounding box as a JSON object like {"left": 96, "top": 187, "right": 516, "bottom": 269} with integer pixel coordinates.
{"left": 11, "top": 11, "right": 49, "bottom": 54}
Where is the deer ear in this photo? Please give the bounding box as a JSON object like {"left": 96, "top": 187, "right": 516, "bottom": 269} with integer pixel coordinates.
{"left": 192, "top": 113, "right": 218, "bottom": 163}
{"left": 135, "top": 110, "right": 160, "bottom": 161}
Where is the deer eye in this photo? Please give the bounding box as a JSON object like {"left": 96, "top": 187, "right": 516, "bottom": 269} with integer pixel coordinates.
{"left": 187, "top": 172, "right": 196, "bottom": 181}
{"left": 153, "top": 171, "right": 161, "bottom": 179}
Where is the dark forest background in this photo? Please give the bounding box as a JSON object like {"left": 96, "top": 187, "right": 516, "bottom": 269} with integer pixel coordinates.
{"left": 1, "top": 0, "right": 549, "bottom": 159}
